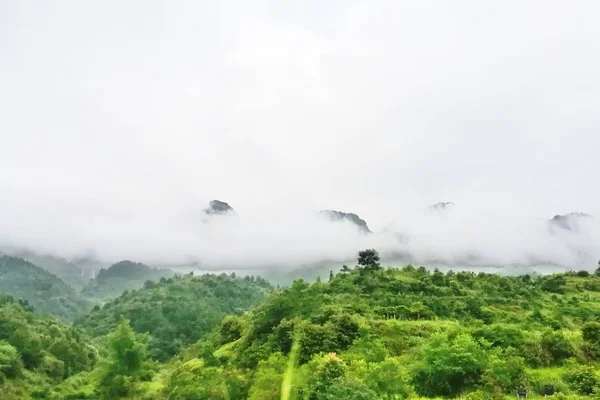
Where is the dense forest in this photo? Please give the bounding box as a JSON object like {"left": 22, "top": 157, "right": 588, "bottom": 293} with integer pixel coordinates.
{"left": 0, "top": 256, "right": 92, "bottom": 321}
{"left": 2, "top": 250, "right": 600, "bottom": 399}
{"left": 76, "top": 273, "right": 271, "bottom": 361}
{"left": 0, "top": 291, "right": 96, "bottom": 399}
{"left": 17, "top": 253, "right": 92, "bottom": 291}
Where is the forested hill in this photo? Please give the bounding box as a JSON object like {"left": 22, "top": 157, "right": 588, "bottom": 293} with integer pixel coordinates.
{"left": 162, "top": 251, "right": 600, "bottom": 399}
{"left": 19, "top": 253, "right": 91, "bottom": 290}
{"left": 6, "top": 250, "right": 600, "bottom": 399}
{"left": 0, "top": 256, "right": 92, "bottom": 321}
{"left": 80, "top": 260, "right": 174, "bottom": 300}
{"left": 76, "top": 272, "right": 271, "bottom": 361}
{"left": 0, "top": 291, "right": 97, "bottom": 399}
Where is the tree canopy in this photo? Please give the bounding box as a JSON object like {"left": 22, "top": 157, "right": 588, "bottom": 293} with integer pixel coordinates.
{"left": 2, "top": 250, "right": 600, "bottom": 398}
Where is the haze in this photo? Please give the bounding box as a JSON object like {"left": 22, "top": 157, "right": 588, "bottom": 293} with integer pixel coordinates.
{"left": 1, "top": 1, "right": 599, "bottom": 270}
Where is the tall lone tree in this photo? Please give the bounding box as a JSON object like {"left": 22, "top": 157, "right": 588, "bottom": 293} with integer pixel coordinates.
{"left": 98, "top": 317, "right": 151, "bottom": 399}
{"left": 358, "top": 249, "right": 381, "bottom": 269}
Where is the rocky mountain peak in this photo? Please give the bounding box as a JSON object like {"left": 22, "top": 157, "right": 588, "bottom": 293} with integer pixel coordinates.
{"left": 319, "top": 209, "right": 371, "bottom": 234}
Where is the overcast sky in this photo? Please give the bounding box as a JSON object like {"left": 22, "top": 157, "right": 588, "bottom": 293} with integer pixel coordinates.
{"left": 1, "top": 1, "right": 599, "bottom": 267}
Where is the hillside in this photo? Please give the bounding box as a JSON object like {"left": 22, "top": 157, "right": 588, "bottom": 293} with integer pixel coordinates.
{"left": 0, "top": 256, "right": 92, "bottom": 321}
{"left": 154, "top": 251, "right": 600, "bottom": 399}
{"left": 76, "top": 272, "right": 271, "bottom": 361}
{"left": 17, "top": 253, "right": 92, "bottom": 290}
{"left": 0, "top": 291, "right": 98, "bottom": 399}
{"left": 80, "top": 260, "right": 174, "bottom": 300}
{"left": 6, "top": 250, "right": 600, "bottom": 398}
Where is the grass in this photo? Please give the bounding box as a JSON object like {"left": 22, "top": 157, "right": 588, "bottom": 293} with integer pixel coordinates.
{"left": 281, "top": 333, "right": 301, "bottom": 400}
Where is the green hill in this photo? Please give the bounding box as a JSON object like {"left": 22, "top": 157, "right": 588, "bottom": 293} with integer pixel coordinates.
{"left": 76, "top": 272, "right": 271, "bottom": 361}
{"left": 0, "top": 256, "right": 93, "bottom": 321}
{"left": 0, "top": 290, "right": 97, "bottom": 398}
{"left": 18, "top": 253, "right": 92, "bottom": 290}
{"left": 6, "top": 249, "right": 600, "bottom": 399}
{"left": 80, "top": 260, "right": 174, "bottom": 300}
{"left": 159, "top": 252, "right": 600, "bottom": 399}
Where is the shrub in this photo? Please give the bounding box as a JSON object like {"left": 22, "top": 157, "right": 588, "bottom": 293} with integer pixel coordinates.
{"left": 563, "top": 362, "right": 599, "bottom": 395}
{"left": 0, "top": 341, "right": 23, "bottom": 382}
{"left": 412, "top": 334, "right": 487, "bottom": 397}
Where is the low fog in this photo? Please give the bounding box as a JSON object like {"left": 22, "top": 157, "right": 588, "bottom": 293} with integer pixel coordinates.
{"left": 1, "top": 1, "right": 600, "bottom": 272}
{"left": 1, "top": 196, "right": 598, "bottom": 271}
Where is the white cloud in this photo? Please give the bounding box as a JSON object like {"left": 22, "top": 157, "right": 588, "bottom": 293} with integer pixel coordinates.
{"left": 1, "top": 1, "right": 599, "bottom": 269}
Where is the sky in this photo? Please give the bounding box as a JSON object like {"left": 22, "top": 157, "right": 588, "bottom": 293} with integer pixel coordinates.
{"left": 1, "top": 1, "right": 599, "bottom": 268}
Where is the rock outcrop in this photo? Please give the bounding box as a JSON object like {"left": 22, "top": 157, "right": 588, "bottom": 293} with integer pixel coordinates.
{"left": 204, "top": 200, "right": 235, "bottom": 216}
{"left": 549, "top": 212, "right": 592, "bottom": 232}
{"left": 430, "top": 202, "right": 455, "bottom": 211}
{"left": 319, "top": 209, "right": 371, "bottom": 234}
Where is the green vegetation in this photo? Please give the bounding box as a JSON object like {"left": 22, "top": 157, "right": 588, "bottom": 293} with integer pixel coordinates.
{"left": 19, "top": 253, "right": 92, "bottom": 291}
{"left": 76, "top": 272, "right": 271, "bottom": 361}
{"left": 156, "top": 251, "right": 600, "bottom": 399}
{"left": 0, "top": 291, "right": 96, "bottom": 399}
{"left": 80, "top": 260, "right": 174, "bottom": 300}
{"left": 0, "top": 256, "right": 92, "bottom": 321}
{"left": 4, "top": 249, "right": 600, "bottom": 398}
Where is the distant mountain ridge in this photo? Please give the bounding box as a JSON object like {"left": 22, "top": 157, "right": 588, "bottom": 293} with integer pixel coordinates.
{"left": 17, "top": 252, "right": 92, "bottom": 290}
{"left": 81, "top": 260, "right": 174, "bottom": 300}
{"left": 0, "top": 255, "right": 92, "bottom": 320}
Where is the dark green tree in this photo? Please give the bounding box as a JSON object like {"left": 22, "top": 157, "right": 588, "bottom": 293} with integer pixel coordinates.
{"left": 0, "top": 341, "right": 23, "bottom": 382}
{"left": 357, "top": 249, "right": 380, "bottom": 269}
{"left": 97, "top": 317, "right": 152, "bottom": 399}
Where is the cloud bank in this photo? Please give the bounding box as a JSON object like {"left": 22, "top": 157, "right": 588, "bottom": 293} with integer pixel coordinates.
{"left": 1, "top": 1, "right": 599, "bottom": 270}
{"left": 1, "top": 196, "right": 598, "bottom": 270}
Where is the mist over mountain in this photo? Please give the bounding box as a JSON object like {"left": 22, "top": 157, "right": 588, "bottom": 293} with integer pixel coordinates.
{"left": 549, "top": 212, "right": 594, "bottom": 232}
{"left": 81, "top": 260, "right": 174, "bottom": 300}
{"left": 319, "top": 209, "right": 372, "bottom": 234}
{"left": 204, "top": 199, "right": 235, "bottom": 216}
{"left": 1, "top": 199, "right": 598, "bottom": 275}
{"left": 2, "top": 0, "right": 600, "bottom": 278}
{"left": 430, "top": 202, "right": 456, "bottom": 211}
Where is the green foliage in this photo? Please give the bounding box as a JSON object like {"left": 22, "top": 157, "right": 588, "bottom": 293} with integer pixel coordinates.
{"left": 81, "top": 260, "right": 174, "bottom": 300}
{"left": 539, "top": 274, "right": 568, "bottom": 294}
{"left": 97, "top": 317, "right": 154, "bottom": 399}
{"left": 582, "top": 321, "right": 600, "bottom": 359}
{"left": 247, "top": 352, "right": 286, "bottom": 400}
{"left": 0, "top": 341, "right": 22, "bottom": 382}
{"left": 528, "top": 367, "right": 569, "bottom": 396}
{"left": 168, "top": 252, "right": 600, "bottom": 399}
{"left": 562, "top": 361, "right": 600, "bottom": 395}
{"left": 482, "top": 352, "right": 527, "bottom": 394}
{"left": 78, "top": 272, "right": 270, "bottom": 361}
{"left": 163, "top": 358, "right": 248, "bottom": 399}
{"left": 0, "top": 256, "right": 92, "bottom": 320}
{"left": 0, "top": 290, "right": 96, "bottom": 398}
{"left": 8, "top": 250, "right": 600, "bottom": 399}
{"left": 0, "top": 294, "right": 95, "bottom": 375}
{"left": 412, "top": 333, "right": 488, "bottom": 397}
{"left": 19, "top": 253, "right": 93, "bottom": 290}
{"left": 357, "top": 249, "right": 381, "bottom": 269}
{"left": 366, "top": 357, "right": 413, "bottom": 399}
{"left": 218, "top": 315, "right": 245, "bottom": 345}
